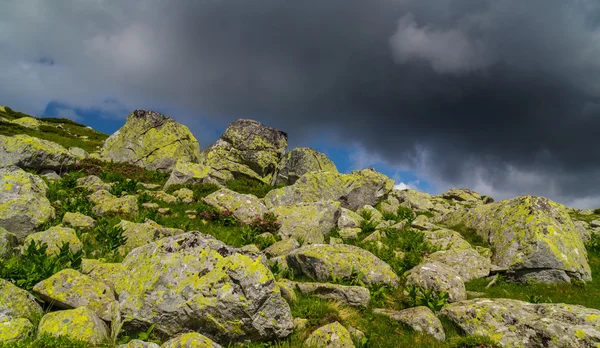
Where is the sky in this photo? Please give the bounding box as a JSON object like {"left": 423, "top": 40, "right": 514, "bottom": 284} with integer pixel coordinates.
{"left": 1, "top": 0, "right": 600, "bottom": 208}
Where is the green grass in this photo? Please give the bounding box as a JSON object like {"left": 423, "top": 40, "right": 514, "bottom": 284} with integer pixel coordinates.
{"left": 225, "top": 177, "right": 283, "bottom": 198}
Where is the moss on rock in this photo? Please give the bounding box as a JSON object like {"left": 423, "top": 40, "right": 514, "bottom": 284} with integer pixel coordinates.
{"left": 37, "top": 306, "right": 109, "bottom": 344}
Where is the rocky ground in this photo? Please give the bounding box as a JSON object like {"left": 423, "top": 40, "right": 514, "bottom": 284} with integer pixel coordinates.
{"left": 2, "top": 105, "right": 600, "bottom": 347}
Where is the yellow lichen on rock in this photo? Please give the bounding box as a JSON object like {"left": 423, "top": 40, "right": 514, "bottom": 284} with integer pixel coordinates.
{"left": 37, "top": 306, "right": 109, "bottom": 344}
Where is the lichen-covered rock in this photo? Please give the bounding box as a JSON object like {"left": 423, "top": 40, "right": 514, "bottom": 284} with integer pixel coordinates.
{"left": 270, "top": 201, "right": 340, "bottom": 244}
{"left": 411, "top": 215, "right": 437, "bottom": 231}
{"left": 163, "top": 161, "right": 232, "bottom": 191}
{"left": 0, "top": 279, "right": 43, "bottom": 323}
{"left": 118, "top": 232, "right": 293, "bottom": 344}
{"left": 442, "top": 188, "right": 484, "bottom": 203}
{"left": 286, "top": 244, "right": 398, "bottom": 287}
{"left": 80, "top": 259, "right": 130, "bottom": 294}
{"left": 0, "top": 227, "right": 18, "bottom": 260}
{"left": 11, "top": 117, "right": 42, "bottom": 129}
{"left": 69, "top": 147, "right": 89, "bottom": 160}
{"left": 161, "top": 332, "right": 223, "bottom": 348}
{"left": 0, "top": 166, "right": 55, "bottom": 241}
{"left": 37, "top": 306, "right": 109, "bottom": 344}
{"left": 117, "top": 339, "right": 160, "bottom": 348}
{"left": 440, "top": 196, "right": 591, "bottom": 283}
{"left": 405, "top": 261, "right": 466, "bottom": 302}
{"left": 291, "top": 281, "right": 370, "bottom": 307}
{"left": 426, "top": 248, "right": 491, "bottom": 281}
{"left": 374, "top": 307, "right": 445, "bottom": 341}
{"left": 305, "top": 322, "right": 355, "bottom": 348}
{"left": 40, "top": 169, "right": 60, "bottom": 181}
{"left": 145, "top": 190, "right": 178, "bottom": 204}
{"left": 87, "top": 189, "right": 115, "bottom": 205}
{"left": 0, "top": 134, "right": 76, "bottom": 170}
{"left": 62, "top": 212, "right": 96, "bottom": 231}
{"left": 440, "top": 298, "right": 600, "bottom": 348}
{"left": 0, "top": 318, "right": 34, "bottom": 343}
{"left": 204, "top": 188, "right": 267, "bottom": 224}
{"left": 381, "top": 189, "right": 435, "bottom": 214}
{"left": 423, "top": 229, "right": 473, "bottom": 251}
{"left": 77, "top": 175, "right": 112, "bottom": 192}
{"left": 573, "top": 220, "right": 592, "bottom": 242}
{"left": 357, "top": 205, "right": 383, "bottom": 222}
{"left": 276, "top": 280, "right": 297, "bottom": 304}
{"left": 264, "top": 169, "right": 394, "bottom": 211}
{"left": 199, "top": 119, "right": 288, "bottom": 184}
{"left": 172, "top": 187, "right": 194, "bottom": 203}
{"left": 33, "top": 269, "right": 115, "bottom": 321}
{"left": 263, "top": 238, "right": 300, "bottom": 258}
{"left": 23, "top": 226, "right": 83, "bottom": 256}
{"left": 101, "top": 110, "right": 201, "bottom": 172}
{"left": 92, "top": 194, "right": 138, "bottom": 217}
{"left": 116, "top": 220, "right": 184, "bottom": 256}
{"left": 337, "top": 208, "right": 364, "bottom": 229}
{"left": 274, "top": 147, "right": 337, "bottom": 186}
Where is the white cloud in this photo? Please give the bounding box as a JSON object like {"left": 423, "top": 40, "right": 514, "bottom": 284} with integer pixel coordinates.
{"left": 394, "top": 182, "right": 411, "bottom": 190}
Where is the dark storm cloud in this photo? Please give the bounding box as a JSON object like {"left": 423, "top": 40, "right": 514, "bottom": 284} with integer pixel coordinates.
{"left": 2, "top": 0, "right": 600, "bottom": 205}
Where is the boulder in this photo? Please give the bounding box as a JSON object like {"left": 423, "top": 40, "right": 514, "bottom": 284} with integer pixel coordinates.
{"left": 23, "top": 226, "right": 83, "bottom": 256}
{"left": 68, "top": 147, "right": 89, "bottom": 160}
{"left": 405, "top": 261, "right": 467, "bottom": 303}
{"left": 161, "top": 333, "right": 223, "bottom": 348}
{"left": 263, "top": 239, "right": 300, "bottom": 258}
{"left": 0, "top": 279, "right": 43, "bottom": 323}
{"left": 286, "top": 244, "right": 398, "bottom": 287}
{"left": 62, "top": 212, "right": 96, "bottom": 231}
{"left": 440, "top": 298, "right": 600, "bottom": 348}
{"left": 0, "top": 318, "right": 34, "bottom": 343}
{"left": 11, "top": 117, "right": 42, "bottom": 129}
{"left": 274, "top": 147, "right": 337, "bottom": 186}
{"left": 0, "top": 134, "right": 76, "bottom": 170}
{"left": 116, "top": 220, "right": 184, "bottom": 256}
{"left": 425, "top": 248, "right": 491, "bottom": 281}
{"left": 0, "top": 227, "right": 18, "bottom": 260}
{"left": 118, "top": 232, "right": 293, "bottom": 344}
{"left": 37, "top": 307, "right": 109, "bottom": 344}
{"left": 422, "top": 228, "right": 473, "bottom": 251}
{"left": 163, "top": 161, "right": 231, "bottom": 190}
{"left": 440, "top": 196, "right": 591, "bottom": 282}
{"left": 203, "top": 188, "right": 268, "bottom": 224}
{"left": 92, "top": 194, "right": 138, "bottom": 217}
{"left": 144, "top": 190, "right": 178, "bottom": 204}
{"left": 117, "top": 340, "right": 160, "bottom": 348}
{"left": 265, "top": 169, "right": 394, "bottom": 211}
{"left": 0, "top": 166, "right": 55, "bottom": 241}
{"left": 87, "top": 189, "right": 115, "bottom": 205}
{"left": 40, "top": 169, "right": 60, "bottom": 181}
{"left": 199, "top": 119, "right": 288, "bottom": 184}
{"left": 80, "top": 259, "right": 130, "bottom": 294}
{"left": 305, "top": 322, "right": 355, "bottom": 348}
{"left": 442, "top": 188, "right": 485, "bottom": 203}
{"left": 337, "top": 208, "right": 364, "bottom": 233}
{"left": 172, "top": 187, "right": 194, "bottom": 203}
{"left": 291, "top": 281, "right": 370, "bottom": 307}
{"left": 77, "top": 175, "right": 112, "bottom": 192}
{"left": 270, "top": 201, "right": 340, "bottom": 244}
{"left": 33, "top": 269, "right": 115, "bottom": 321}
{"left": 101, "top": 110, "right": 201, "bottom": 172}
{"left": 374, "top": 307, "right": 445, "bottom": 341}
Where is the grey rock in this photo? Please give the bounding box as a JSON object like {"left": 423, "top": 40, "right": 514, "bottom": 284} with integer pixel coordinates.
{"left": 274, "top": 147, "right": 337, "bottom": 186}
{"left": 203, "top": 188, "right": 267, "bottom": 224}
{"left": 374, "top": 307, "right": 445, "bottom": 341}
{"left": 291, "top": 281, "right": 370, "bottom": 307}
{"left": 270, "top": 200, "right": 341, "bottom": 244}
{"left": 405, "top": 261, "right": 467, "bottom": 303}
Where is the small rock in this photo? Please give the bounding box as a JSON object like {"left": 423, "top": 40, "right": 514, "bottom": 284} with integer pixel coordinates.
{"left": 161, "top": 332, "right": 223, "bottom": 348}
{"left": 172, "top": 187, "right": 194, "bottom": 203}
{"left": 77, "top": 175, "right": 112, "bottom": 192}
{"left": 92, "top": 195, "right": 138, "bottom": 217}
{"left": 264, "top": 239, "right": 300, "bottom": 258}
{"left": 329, "top": 237, "right": 344, "bottom": 245}
{"left": 374, "top": 307, "right": 445, "bottom": 341}
{"left": 62, "top": 212, "right": 96, "bottom": 231}
{"left": 292, "top": 282, "right": 370, "bottom": 307}
{"left": 145, "top": 191, "right": 178, "bottom": 204}
{"left": 204, "top": 188, "right": 267, "bottom": 224}
{"left": 40, "top": 169, "right": 61, "bottom": 181}
{"left": 305, "top": 321, "right": 355, "bottom": 348}
{"left": 158, "top": 207, "right": 170, "bottom": 214}
{"left": 339, "top": 227, "right": 362, "bottom": 240}
{"left": 142, "top": 202, "right": 160, "bottom": 209}
{"left": 0, "top": 318, "right": 34, "bottom": 343}
{"left": 293, "top": 318, "right": 308, "bottom": 331}
{"left": 37, "top": 307, "right": 109, "bottom": 344}
{"left": 117, "top": 339, "right": 160, "bottom": 348}
{"left": 405, "top": 261, "right": 467, "bottom": 302}
{"left": 140, "top": 183, "right": 161, "bottom": 190}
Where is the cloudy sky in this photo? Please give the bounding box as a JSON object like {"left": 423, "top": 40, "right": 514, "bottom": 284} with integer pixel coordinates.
{"left": 2, "top": 0, "right": 600, "bottom": 208}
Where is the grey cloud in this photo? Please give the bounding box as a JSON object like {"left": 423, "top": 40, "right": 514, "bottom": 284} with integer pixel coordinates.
{"left": 1, "top": 0, "right": 600, "bottom": 206}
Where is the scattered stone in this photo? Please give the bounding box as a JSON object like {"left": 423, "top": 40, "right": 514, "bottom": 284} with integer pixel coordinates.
{"left": 591, "top": 220, "right": 600, "bottom": 228}
{"left": 292, "top": 281, "right": 370, "bottom": 307}
{"left": 426, "top": 248, "right": 491, "bottom": 281}
{"left": 270, "top": 200, "right": 341, "bottom": 244}
{"left": 411, "top": 215, "right": 437, "bottom": 231}
{"left": 441, "top": 196, "right": 591, "bottom": 283}
{"left": 0, "top": 279, "right": 43, "bottom": 323}
{"left": 116, "top": 339, "right": 160, "bottom": 348}
{"left": 162, "top": 332, "right": 223, "bottom": 348}
{"left": 145, "top": 190, "right": 178, "bottom": 204}
{"left": 0, "top": 318, "right": 34, "bottom": 343}
{"left": 23, "top": 226, "right": 83, "bottom": 256}
{"left": 140, "top": 183, "right": 161, "bottom": 190}
{"left": 77, "top": 175, "right": 112, "bottom": 192}
{"left": 40, "top": 169, "right": 61, "bottom": 181}
{"left": 264, "top": 239, "right": 300, "bottom": 258}
{"left": 172, "top": 187, "right": 194, "bottom": 203}
{"left": 187, "top": 214, "right": 196, "bottom": 219}
{"left": 0, "top": 166, "right": 55, "bottom": 241}
{"left": 37, "top": 307, "right": 109, "bottom": 344}
{"left": 339, "top": 227, "right": 362, "bottom": 240}
{"left": 0, "top": 134, "right": 76, "bottom": 170}
{"left": 356, "top": 205, "right": 383, "bottom": 222}
{"left": 142, "top": 202, "right": 160, "bottom": 209}
{"left": 440, "top": 298, "right": 600, "bottom": 348}
{"left": 274, "top": 147, "right": 338, "bottom": 186}
{"left": 338, "top": 208, "right": 364, "bottom": 229}
{"left": 68, "top": 147, "right": 89, "bottom": 160}
{"left": 118, "top": 232, "right": 293, "bottom": 343}
{"left": 374, "top": 307, "right": 445, "bottom": 341}
{"left": 158, "top": 207, "right": 170, "bottom": 214}
{"left": 87, "top": 189, "right": 115, "bottom": 205}
{"left": 422, "top": 229, "right": 473, "bottom": 251}
{"left": 204, "top": 188, "right": 268, "bottom": 224}
{"left": 92, "top": 194, "right": 138, "bottom": 217}
{"left": 33, "top": 269, "right": 115, "bottom": 321}
{"left": 11, "top": 117, "right": 42, "bottom": 129}
{"left": 199, "top": 119, "right": 288, "bottom": 184}
{"left": 101, "top": 110, "right": 201, "bottom": 172}
{"left": 329, "top": 237, "right": 344, "bottom": 245}
{"left": 305, "top": 322, "right": 355, "bottom": 348}
{"left": 405, "top": 261, "right": 467, "bottom": 303}
{"left": 163, "top": 161, "right": 230, "bottom": 191}
{"left": 62, "top": 212, "right": 96, "bottom": 231}
{"left": 286, "top": 244, "right": 399, "bottom": 287}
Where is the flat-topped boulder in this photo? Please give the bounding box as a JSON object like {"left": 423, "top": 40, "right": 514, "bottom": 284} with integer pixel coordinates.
{"left": 101, "top": 110, "right": 201, "bottom": 172}
{"left": 0, "top": 134, "right": 77, "bottom": 170}
{"left": 273, "top": 147, "right": 337, "bottom": 186}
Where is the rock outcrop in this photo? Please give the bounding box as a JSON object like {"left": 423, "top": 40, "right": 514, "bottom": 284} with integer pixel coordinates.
{"left": 0, "top": 134, "right": 77, "bottom": 171}
{"left": 273, "top": 147, "right": 337, "bottom": 186}
{"left": 101, "top": 110, "right": 201, "bottom": 172}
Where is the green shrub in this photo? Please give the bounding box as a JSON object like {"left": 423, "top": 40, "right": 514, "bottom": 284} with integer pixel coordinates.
{"left": 165, "top": 182, "right": 221, "bottom": 198}
{"left": 249, "top": 212, "right": 281, "bottom": 234}
{"left": 397, "top": 207, "right": 416, "bottom": 223}
{"left": 110, "top": 179, "right": 139, "bottom": 196}
{"left": 225, "top": 177, "right": 277, "bottom": 198}
{"left": 406, "top": 284, "right": 449, "bottom": 313}
{"left": 586, "top": 234, "right": 600, "bottom": 253}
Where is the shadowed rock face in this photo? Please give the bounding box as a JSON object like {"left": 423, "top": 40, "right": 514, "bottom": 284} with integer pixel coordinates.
{"left": 101, "top": 110, "right": 201, "bottom": 173}
{"left": 273, "top": 147, "right": 338, "bottom": 186}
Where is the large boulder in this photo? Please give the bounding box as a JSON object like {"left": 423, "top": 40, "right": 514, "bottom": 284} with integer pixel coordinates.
{"left": 440, "top": 196, "right": 591, "bottom": 283}
{"left": 0, "top": 134, "right": 77, "bottom": 170}
{"left": 163, "top": 161, "right": 231, "bottom": 190}
{"left": 425, "top": 248, "right": 491, "bottom": 281}
{"left": 264, "top": 169, "right": 394, "bottom": 211}
{"left": 0, "top": 279, "right": 43, "bottom": 323}
{"left": 440, "top": 298, "right": 600, "bottom": 348}
{"left": 273, "top": 147, "right": 337, "bottom": 186}
{"left": 285, "top": 244, "right": 399, "bottom": 287}
{"left": 404, "top": 261, "right": 467, "bottom": 303}
{"left": 101, "top": 110, "right": 201, "bottom": 172}
{"left": 199, "top": 119, "right": 288, "bottom": 184}
{"left": 270, "top": 201, "right": 341, "bottom": 244}
{"left": 203, "top": 188, "right": 268, "bottom": 224}
{"left": 0, "top": 166, "right": 55, "bottom": 241}
{"left": 118, "top": 232, "right": 293, "bottom": 344}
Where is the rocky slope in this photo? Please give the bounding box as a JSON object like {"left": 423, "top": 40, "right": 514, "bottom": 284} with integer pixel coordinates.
{"left": 1, "top": 105, "right": 600, "bottom": 347}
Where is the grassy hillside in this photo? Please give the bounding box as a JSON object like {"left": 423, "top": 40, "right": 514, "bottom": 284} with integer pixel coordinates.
{"left": 0, "top": 105, "right": 108, "bottom": 153}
